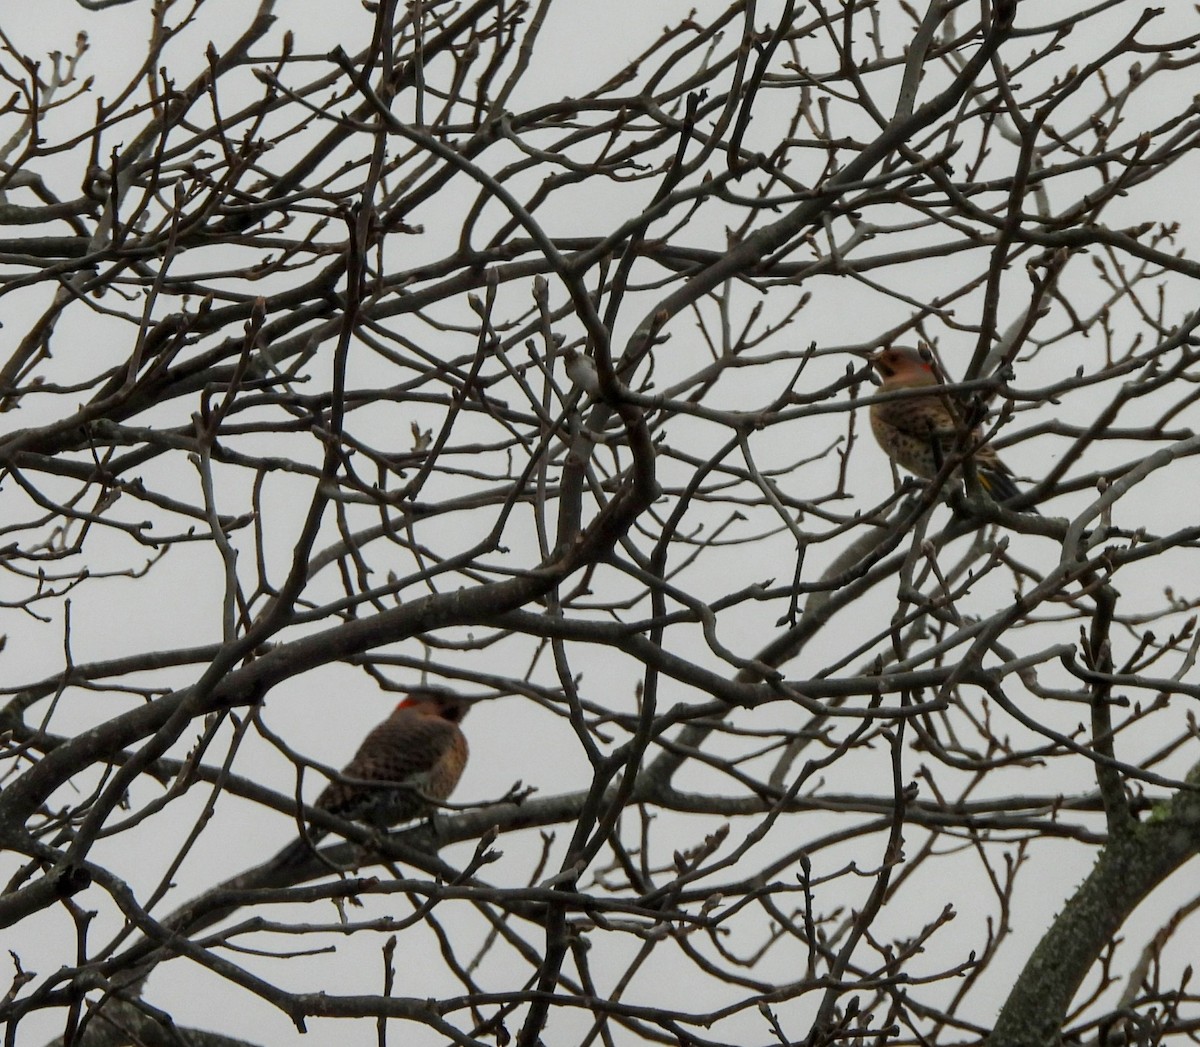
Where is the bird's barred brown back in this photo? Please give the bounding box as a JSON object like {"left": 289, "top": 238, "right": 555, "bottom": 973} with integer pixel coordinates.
{"left": 265, "top": 692, "right": 470, "bottom": 871}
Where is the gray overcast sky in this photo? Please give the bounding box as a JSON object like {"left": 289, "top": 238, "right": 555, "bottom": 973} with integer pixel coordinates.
{"left": 5, "top": 2, "right": 1200, "bottom": 1044}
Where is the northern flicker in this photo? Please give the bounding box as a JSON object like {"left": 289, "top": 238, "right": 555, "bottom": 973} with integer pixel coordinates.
{"left": 270, "top": 688, "right": 469, "bottom": 869}
{"left": 869, "top": 346, "right": 1032, "bottom": 507}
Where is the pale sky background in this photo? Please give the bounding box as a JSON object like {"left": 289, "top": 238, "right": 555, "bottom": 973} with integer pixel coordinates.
{"left": 5, "top": 2, "right": 1200, "bottom": 1044}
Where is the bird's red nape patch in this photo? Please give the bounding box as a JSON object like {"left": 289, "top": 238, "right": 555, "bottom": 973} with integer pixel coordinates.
{"left": 872, "top": 347, "right": 935, "bottom": 380}
{"left": 396, "top": 691, "right": 469, "bottom": 722}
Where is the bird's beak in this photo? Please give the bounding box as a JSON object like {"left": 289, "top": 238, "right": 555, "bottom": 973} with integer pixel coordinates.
{"left": 863, "top": 350, "right": 885, "bottom": 384}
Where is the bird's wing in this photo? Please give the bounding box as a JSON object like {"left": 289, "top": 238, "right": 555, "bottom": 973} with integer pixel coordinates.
{"left": 317, "top": 715, "right": 465, "bottom": 814}
{"left": 873, "top": 389, "right": 961, "bottom": 441}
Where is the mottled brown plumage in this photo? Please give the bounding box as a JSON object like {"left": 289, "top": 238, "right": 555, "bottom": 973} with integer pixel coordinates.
{"left": 271, "top": 688, "right": 469, "bottom": 869}
{"left": 869, "top": 347, "right": 1028, "bottom": 505}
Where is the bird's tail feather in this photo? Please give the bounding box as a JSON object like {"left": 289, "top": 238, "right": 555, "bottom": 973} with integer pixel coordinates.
{"left": 978, "top": 468, "right": 1039, "bottom": 514}
{"left": 264, "top": 834, "right": 320, "bottom": 872}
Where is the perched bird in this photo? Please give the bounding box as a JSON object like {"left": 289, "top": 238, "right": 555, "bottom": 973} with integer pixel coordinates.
{"left": 869, "top": 346, "right": 1031, "bottom": 507}
{"left": 270, "top": 688, "right": 469, "bottom": 870}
